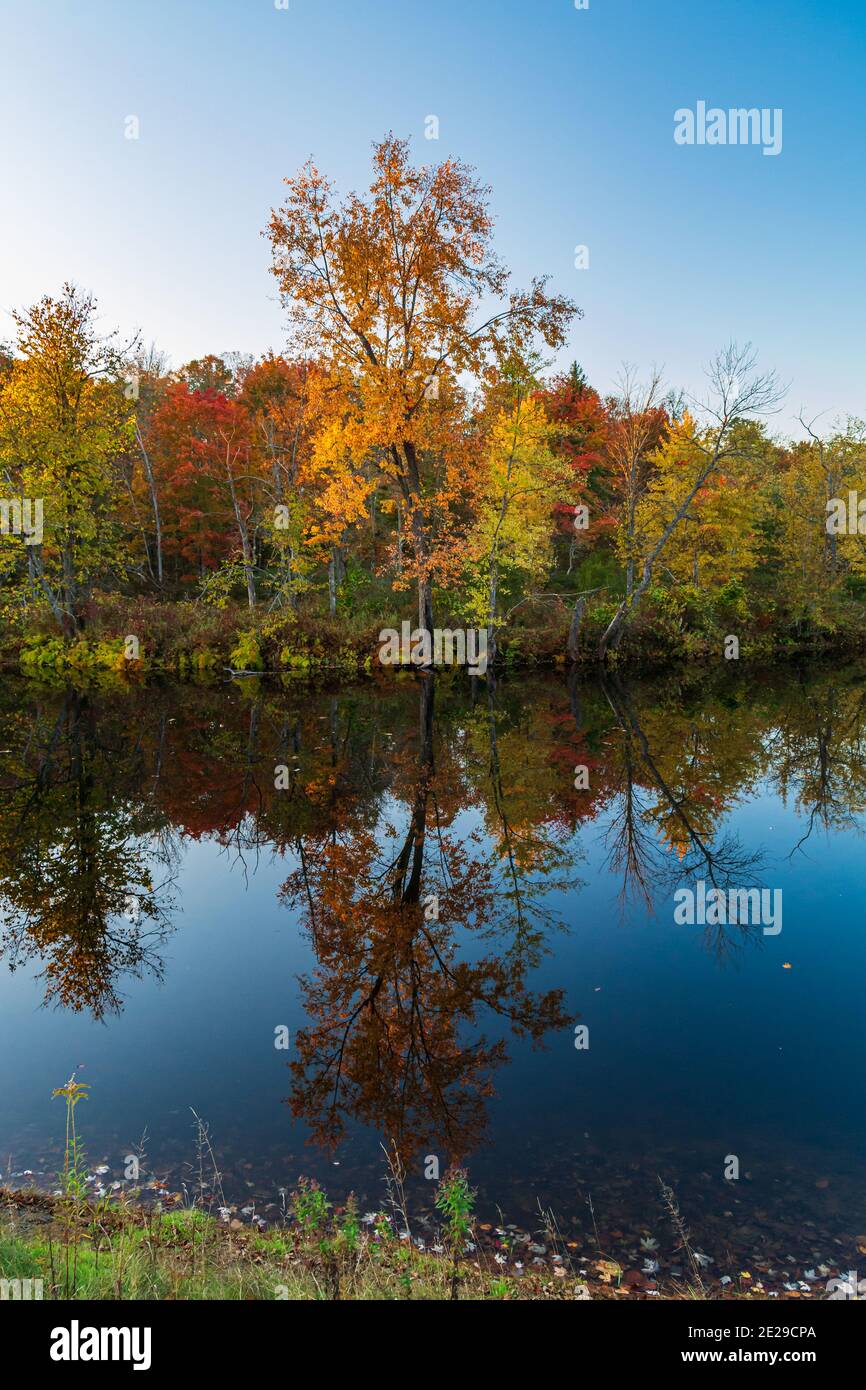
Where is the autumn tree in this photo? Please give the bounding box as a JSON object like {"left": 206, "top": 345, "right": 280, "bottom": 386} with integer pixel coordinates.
{"left": 299, "top": 369, "right": 380, "bottom": 614}
{"left": 266, "top": 134, "right": 578, "bottom": 639}
{"left": 603, "top": 366, "right": 668, "bottom": 599}
{"left": 542, "top": 362, "right": 611, "bottom": 571}
{"left": 0, "top": 286, "right": 135, "bottom": 633}
{"left": 121, "top": 343, "right": 171, "bottom": 587}
{"left": 148, "top": 377, "right": 262, "bottom": 605}
{"left": 465, "top": 354, "right": 572, "bottom": 661}
{"left": 598, "top": 344, "right": 783, "bottom": 659}
{"left": 800, "top": 415, "right": 866, "bottom": 582}
{"left": 240, "top": 355, "right": 319, "bottom": 607}
{"left": 179, "top": 354, "right": 238, "bottom": 396}
{"left": 634, "top": 412, "right": 766, "bottom": 590}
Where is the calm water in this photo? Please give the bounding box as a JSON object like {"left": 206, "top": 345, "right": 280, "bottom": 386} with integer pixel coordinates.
{"left": 1, "top": 664, "right": 865, "bottom": 1271}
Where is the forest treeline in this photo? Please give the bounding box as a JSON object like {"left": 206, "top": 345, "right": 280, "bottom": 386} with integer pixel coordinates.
{"left": 1, "top": 135, "right": 865, "bottom": 675}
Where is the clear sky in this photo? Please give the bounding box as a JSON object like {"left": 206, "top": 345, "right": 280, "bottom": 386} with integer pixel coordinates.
{"left": 1, "top": 0, "right": 863, "bottom": 434}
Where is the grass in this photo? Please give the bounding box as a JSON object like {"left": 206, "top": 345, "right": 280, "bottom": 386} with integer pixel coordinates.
{"left": 0, "top": 1189, "right": 601, "bottom": 1301}
{"left": 0, "top": 1086, "right": 590, "bottom": 1301}
{"left": 0, "top": 1079, "right": 774, "bottom": 1303}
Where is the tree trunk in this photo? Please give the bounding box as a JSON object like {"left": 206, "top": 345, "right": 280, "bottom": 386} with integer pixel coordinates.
{"left": 400, "top": 441, "right": 434, "bottom": 649}
{"left": 567, "top": 595, "right": 588, "bottom": 663}
{"left": 225, "top": 454, "right": 256, "bottom": 609}
{"left": 487, "top": 558, "right": 499, "bottom": 668}
{"left": 625, "top": 497, "right": 637, "bottom": 599}
{"left": 391, "top": 676, "right": 435, "bottom": 906}
{"left": 136, "top": 424, "right": 163, "bottom": 586}
{"left": 567, "top": 587, "right": 601, "bottom": 663}
{"left": 240, "top": 533, "right": 257, "bottom": 609}
{"left": 61, "top": 537, "right": 80, "bottom": 635}
{"left": 328, "top": 551, "right": 337, "bottom": 616}
{"left": 30, "top": 545, "right": 67, "bottom": 631}
{"left": 417, "top": 568, "right": 433, "bottom": 639}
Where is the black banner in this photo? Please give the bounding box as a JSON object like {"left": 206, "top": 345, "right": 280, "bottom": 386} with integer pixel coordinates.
{"left": 3, "top": 1294, "right": 860, "bottom": 1375}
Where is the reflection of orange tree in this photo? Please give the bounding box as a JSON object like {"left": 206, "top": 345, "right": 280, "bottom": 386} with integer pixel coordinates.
{"left": 280, "top": 677, "right": 570, "bottom": 1166}
{"left": 0, "top": 693, "right": 175, "bottom": 1018}
{"left": 459, "top": 678, "right": 587, "bottom": 956}
{"left": 9, "top": 660, "right": 862, "bottom": 1043}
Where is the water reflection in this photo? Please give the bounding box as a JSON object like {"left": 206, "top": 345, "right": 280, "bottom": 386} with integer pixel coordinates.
{"left": 598, "top": 672, "right": 766, "bottom": 955}
{"left": 1, "top": 661, "right": 865, "bottom": 1188}
{"left": 0, "top": 691, "right": 176, "bottom": 1017}
{"left": 280, "top": 676, "right": 572, "bottom": 1160}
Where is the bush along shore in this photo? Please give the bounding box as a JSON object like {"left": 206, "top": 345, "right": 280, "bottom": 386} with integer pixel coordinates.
{"left": 5, "top": 589, "right": 866, "bottom": 685}
{"left": 0, "top": 1081, "right": 850, "bottom": 1303}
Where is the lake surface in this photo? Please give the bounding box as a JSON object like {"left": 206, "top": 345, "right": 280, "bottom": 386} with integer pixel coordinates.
{"left": 1, "top": 663, "right": 865, "bottom": 1278}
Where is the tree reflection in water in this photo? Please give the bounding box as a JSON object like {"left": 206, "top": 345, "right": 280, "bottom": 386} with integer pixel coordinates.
{"left": 1, "top": 662, "right": 864, "bottom": 1163}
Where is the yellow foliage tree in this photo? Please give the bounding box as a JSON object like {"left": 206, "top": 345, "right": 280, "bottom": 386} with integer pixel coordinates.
{"left": 465, "top": 373, "right": 571, "bottom": 656}
{"left": 635, "top": 412, "right": 763, "bottom": 590}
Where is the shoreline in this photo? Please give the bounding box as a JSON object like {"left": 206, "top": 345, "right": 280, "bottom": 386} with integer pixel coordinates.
{"left": 3, "top": 622, "right": 866, "bottom": 686}
{"left": 1, "top": 1183, "right": 837, "bottom": 1303}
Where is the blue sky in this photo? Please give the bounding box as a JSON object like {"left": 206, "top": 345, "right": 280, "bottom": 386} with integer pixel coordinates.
{"left": 1, "top": 0, "right": 863, "bottom": 433}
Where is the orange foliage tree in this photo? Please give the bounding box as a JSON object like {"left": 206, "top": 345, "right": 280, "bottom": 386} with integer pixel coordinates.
{"left": 266, "top": 134, "right": 579, "bottom": 636}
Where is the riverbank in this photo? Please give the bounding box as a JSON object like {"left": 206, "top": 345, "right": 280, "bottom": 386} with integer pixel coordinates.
{"left": 0, "top": 1082, "right": 847, "bottom": 1306}
{"left": 1, "top": 1182, "right": 821, "bottom": 1303}
{"left": 3, "top": 589, "right": 866, "bottom": 682}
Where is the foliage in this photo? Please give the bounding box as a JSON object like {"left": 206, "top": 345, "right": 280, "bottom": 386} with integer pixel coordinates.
{"left": 0, "top": 142, "right": 864, "bottom": 669}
